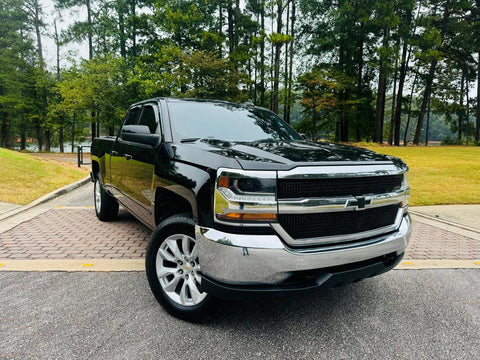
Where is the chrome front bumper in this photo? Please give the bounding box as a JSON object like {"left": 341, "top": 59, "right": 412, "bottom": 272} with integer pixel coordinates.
{"left": 196, "top": 214, "right": 411, "bottom": 285}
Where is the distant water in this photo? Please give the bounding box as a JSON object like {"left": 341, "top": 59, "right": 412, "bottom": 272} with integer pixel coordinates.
{"left": 10, "top": 141, "right": 91, "bottom": 153}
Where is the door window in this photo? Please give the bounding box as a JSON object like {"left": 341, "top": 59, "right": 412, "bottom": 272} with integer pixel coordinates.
{"left": 138, "top": 105, "right": 158, "bottom": 134}
{"left": 124, "top": 107, "right": 141, "bottom": 126}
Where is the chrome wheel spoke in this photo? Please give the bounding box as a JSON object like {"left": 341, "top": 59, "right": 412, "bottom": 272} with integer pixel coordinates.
{"left": 165, "top": 239, "right": 183, "bottom": 261}
{"left": 179, "top": 281, "right": 189, "bottom": 305}
{"left": 187, "top": 277, "right": 203, "bottom": 304}
{"left": 163, "top": 273, "right": 182, "bottom": 292}
{"left": 158, "top": 247, "right": 176, "bottom": 263}
{"left": 181, "top": 235, "right": 191, "bottom": 258}
{"left": 189, "top": 241, "right": 199, "bottom": 259}
{"left": 156, "top": 265, "right": 176, "bottom": 279}
{"left": 193, "top": 271, "right": 202, "bottom": 284}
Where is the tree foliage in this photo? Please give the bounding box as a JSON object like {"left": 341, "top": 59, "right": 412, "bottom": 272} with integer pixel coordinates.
{"left": 1, "top": 0, "right": 480, "bottom": 151}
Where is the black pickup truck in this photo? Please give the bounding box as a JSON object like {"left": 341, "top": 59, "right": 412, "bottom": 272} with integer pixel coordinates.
{"left": 91, "top": 97, "right": 411, "bottom": 321}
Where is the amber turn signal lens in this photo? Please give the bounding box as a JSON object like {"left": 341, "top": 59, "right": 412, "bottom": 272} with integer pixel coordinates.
{"left": 217, "top": 213, "right": 277, "bottom": 221}
{"left": 217, "top": 176, "right": 230, "bottom": 188}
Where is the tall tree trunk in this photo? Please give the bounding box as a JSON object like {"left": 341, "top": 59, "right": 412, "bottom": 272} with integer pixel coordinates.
{"left": 393, "top": 41, "right": 409, "bottom": 146}
{"left": 388, "top": 54, "right": 398, "bottom": 145}
{"left": 355, "top": 22, "right": 364, "bottom": 142}
{"left": 285, "top": 0, "right": 295, "bottom": 124}
{"left": 374, "top": 71, "right": 386, "bottom": 143}
{"left": 425, "top": 99, "right": 431, "bottom": 145}
{"left": 227, "top": 1, "right": 235, "bottom": 56}
{"left": 338, "top": 28, "right": 348, "bottom": 141}
{"left": 59, "top": 126, "right": 64, "bottom": 153}
{"left": 1, "top": 116, "right": 8, "bottom": 148}
{"left": 218, "top": 4, "right": 223, "bottom": 58}
{"left": 54, "top": 19, "right": 60, "bottom": 79}
{"left": 466, "top": 77, "right": 470, "bottom": 145}
{"left": 459, "top": 70, "right": 465, "bottom": 141}
{"left": 117, "top": 2, "right": 126, "bottom": 59}
{"left": 20, "top": 130, "right": 26, "bottom": 150}
{"left": 260, "top": 1, "right": 265, "bottom": 106}
{"left": 476, "top": 53, "right": 480, "bottom": 142}
{"left": 45, "top": 130, "right": 51, "bottom": 151}
{"left": 71, "top": 112, "right": 76, "bottom": 153}
{"left": 282, "top": 2, "right": 290, "bottom": 121}
{"left": 35, "top": 123, "right": 42, "bottom": 151}
{"left": 413, "top": 59, "right": 437, "bottom": 145}
{"left": 311, "top": 99, "right": 319, "bottom": 140}
{"left": 86, "top": 0, "right": 93, "bottom": 59}
{"left": 129, "top": 0, "right": 137, "bottom": 58}
{"left": 33, "top": 0, "right": 48, "bottom": 151}
{"left": 374, "top": 27, "right": 389, "bottom": 144}
{"left": 272, "top": 1, "right": 283, "bottom": 115}
{"left": 91, "top": 113, "right": 96, "bottom": 140}
{"left": 404, "top": 69, "right": 419, "bottom": 146}
{"left": 55, "top": 19, "right": 64, "bottom": 152}
{"left": 413, "top": 1, "right": 450, "bottom": 145}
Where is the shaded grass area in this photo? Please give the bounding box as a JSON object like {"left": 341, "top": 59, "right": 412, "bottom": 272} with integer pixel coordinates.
{"left": 0, "top": 148, "right": 89, "bottom": 205}
{"left": 358, "top": 145, "right": 480, "bottom": 206}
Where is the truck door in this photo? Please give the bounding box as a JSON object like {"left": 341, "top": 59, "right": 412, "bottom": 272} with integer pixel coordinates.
{"left": 119, "top": 103, "right": 161, "bottom": 224}
{"left": 109, "top": 106, "right": 141, "bottom": 199}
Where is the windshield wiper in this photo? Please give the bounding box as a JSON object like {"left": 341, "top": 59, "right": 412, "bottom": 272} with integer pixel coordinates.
{"left": 181, "top": 137, "right": 228, "bottom": 144}
{"left": 180, "top": 137, "right": 201, "bottom": 143}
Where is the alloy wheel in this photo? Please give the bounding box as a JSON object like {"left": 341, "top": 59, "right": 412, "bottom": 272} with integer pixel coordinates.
{"left": 155, "top": 234, "right": 207, "bottom": 306}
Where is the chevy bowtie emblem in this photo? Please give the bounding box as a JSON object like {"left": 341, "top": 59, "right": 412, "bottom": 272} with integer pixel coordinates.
{"left": 345, "top": 197, "right": 372, "bottom": 210}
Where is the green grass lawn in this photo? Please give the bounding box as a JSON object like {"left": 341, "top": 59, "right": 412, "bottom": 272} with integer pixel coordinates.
{"left": 1, "top": 146, "right": 479, "bottom": 207}
{"left": 357, "top": 144, "right": 480, "bottom": 206}
{"left": 0, "top": 148, "right": 89, "bottom": 205}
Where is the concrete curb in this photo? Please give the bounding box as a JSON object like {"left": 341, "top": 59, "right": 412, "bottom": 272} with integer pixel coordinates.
{"left": 0, "top": 259, "right": 479, "bottom": 272}
{"left": 0, "top": 176, "right": 91, "bottom": 222}
{"left": 397, "top": 259, "right": 480, "bottom": 270}
{"left": 409, "top": 210, "right": 480, "bottom": 235}
{"left": 0, "top": 259, "right": 144, "bottom": 272}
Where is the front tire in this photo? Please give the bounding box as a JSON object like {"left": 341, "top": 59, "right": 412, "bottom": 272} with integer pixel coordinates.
{"left": 94, "top": 174, "right": 119, "bottom": 221}
{"left": 145, "top": 216, "right": 217, "bottom": 322}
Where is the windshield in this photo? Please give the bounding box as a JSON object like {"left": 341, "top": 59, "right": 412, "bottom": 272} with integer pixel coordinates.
{"left": 167, "top": 100, "right": 302, "bottom": 142}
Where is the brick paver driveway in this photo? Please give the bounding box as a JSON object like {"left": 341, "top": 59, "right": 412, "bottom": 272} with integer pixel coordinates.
{"left": 1, "top": 183, "right": 479, "bottom": 260}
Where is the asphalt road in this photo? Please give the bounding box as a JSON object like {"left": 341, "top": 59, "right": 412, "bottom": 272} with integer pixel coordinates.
{"left": 1, "top": 184, "right": 479, "bottom": 359}
{"left": 1, "top": 269, "right": 479, "bottom": 360}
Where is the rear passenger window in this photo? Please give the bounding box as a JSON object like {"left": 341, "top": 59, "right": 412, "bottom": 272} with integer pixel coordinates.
{"left": 138, "top": 106, "right": 158, "bottom": 134}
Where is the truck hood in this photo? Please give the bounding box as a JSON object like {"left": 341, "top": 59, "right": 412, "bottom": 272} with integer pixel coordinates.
{"left": 173, "top": 140, "right": 407, "bottom": 171}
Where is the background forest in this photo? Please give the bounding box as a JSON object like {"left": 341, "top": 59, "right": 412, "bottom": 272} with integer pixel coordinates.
{"left": 1, "top": 0, "right": 480, "bottom": 152}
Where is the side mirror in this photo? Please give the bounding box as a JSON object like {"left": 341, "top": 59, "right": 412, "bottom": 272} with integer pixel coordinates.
{"left": 122, "top": 125, "right": 161, "bottom": 147}
{"left": 299, "top": 133, "right": 309, "bottom": 141}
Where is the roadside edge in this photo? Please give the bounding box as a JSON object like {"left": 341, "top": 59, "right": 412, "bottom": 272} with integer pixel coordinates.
{"left": 0, "top": 259, "right": 478, "bottom": 272}
{"left": 0, "top": 176, "right": 91, "bottom": 222}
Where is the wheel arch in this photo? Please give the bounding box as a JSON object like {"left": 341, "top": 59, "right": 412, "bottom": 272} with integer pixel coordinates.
{"left": 154, "top": 187, "right": 197, "bottom": 226}
{"left": 91, "top": 159, "right": 100, "bottom": 178}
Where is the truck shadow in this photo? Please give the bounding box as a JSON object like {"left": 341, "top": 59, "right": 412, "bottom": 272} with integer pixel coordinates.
{"left": 207, "top": 275, "right": 398, "bottom": 328}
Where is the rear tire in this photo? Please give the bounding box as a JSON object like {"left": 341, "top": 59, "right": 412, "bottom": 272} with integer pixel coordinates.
{"left": 94, "top": 174, "right": 119, "bottom": 221}
{"left": 145, "top": 216, "right": 218, "bottom": 322}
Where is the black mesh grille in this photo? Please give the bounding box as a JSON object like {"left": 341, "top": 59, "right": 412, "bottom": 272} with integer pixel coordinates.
{"left": 278, "top": 175, "right": 403, "bottom": 199}
{"left": 278, "top": 205, "right": 399, "bottom": 240}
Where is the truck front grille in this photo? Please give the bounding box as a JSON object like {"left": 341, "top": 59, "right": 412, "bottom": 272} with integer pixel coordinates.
{"left": 277, "top": 175, "right": 403, "bottom": 199}
{"left": 278, "top": 204, "right": 399, "bottom": 240}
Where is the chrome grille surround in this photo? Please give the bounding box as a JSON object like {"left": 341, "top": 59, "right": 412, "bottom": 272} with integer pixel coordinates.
{"left": 273, "top": 163, "right": 409, "bottom": 247}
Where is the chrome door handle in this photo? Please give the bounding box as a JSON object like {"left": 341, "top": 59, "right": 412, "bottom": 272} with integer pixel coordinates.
{"left": 124, "top": 154, "right": 132, "bottom": 160}
{"left": 111, "top": 150, "right": 118, "bottom": 156}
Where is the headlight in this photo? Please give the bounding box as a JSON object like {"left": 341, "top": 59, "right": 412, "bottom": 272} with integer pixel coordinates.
{"left": 214, "top": 169, "right": 277, "bottom": 225}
